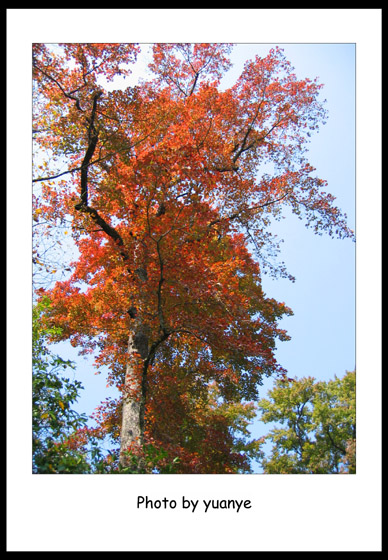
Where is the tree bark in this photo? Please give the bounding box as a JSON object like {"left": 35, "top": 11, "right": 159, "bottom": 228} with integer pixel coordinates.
{"left": 119, "top": 324, "right": 149, "bottom": 471}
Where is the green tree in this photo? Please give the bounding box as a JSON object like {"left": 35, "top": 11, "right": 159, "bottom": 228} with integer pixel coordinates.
{"left": 33, "top": 297, "right": 104, "bottom": 473}
{"left": 257, "top": 371, "right": 356, "bottom": 473}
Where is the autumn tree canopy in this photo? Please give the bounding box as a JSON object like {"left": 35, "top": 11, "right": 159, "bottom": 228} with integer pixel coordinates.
{"left": 32, "top": 43, "right": 354, "bottom": 473}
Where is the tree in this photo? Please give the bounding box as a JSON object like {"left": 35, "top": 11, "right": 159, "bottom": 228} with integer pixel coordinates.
{"left": 32, "top": 43, "right": 354, "bottom": 473}
{"left": 32, "top": 297, "right": 104, "bottom": 473}
{"left": 257, "top": 371, "right": 356, "bottom": 473}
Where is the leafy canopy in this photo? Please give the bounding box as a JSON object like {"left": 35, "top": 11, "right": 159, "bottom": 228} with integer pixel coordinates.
{"left": 257, "top": 371, "right": 356, "bottom": 473}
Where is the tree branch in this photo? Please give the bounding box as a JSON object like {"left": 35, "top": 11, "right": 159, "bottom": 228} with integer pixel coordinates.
{"left": 72, "top": 91, "right": 130, "bottom": 264}
{"left": 323, "top": 426, "right": 347, "bottom": 456}
{"left": 207, "top": 189, "right": 291, "bottom": 229}
{"left": 33, "top": 62, "right": 85, "bottom": 111}
{"left": 78, "top": 91, "right": 103, "bottom": 206}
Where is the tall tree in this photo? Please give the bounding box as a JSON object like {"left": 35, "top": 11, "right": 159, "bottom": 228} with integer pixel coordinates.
{"left": 33, "top": 43, "right": 354, "bottom": 472}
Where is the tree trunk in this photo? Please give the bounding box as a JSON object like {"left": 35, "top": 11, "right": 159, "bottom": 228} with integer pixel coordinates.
{"left": 119, "top": 325, "right": 149, "bottom": 471}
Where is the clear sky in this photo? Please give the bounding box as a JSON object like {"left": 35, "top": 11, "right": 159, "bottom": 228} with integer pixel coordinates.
{"left": 7, "top": 9, "right": 381, "bottom": 552}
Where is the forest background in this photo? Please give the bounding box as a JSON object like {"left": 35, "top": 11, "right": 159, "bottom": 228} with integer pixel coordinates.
{"left": 7, "top": 8, "right": 381, "bottom": 553}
